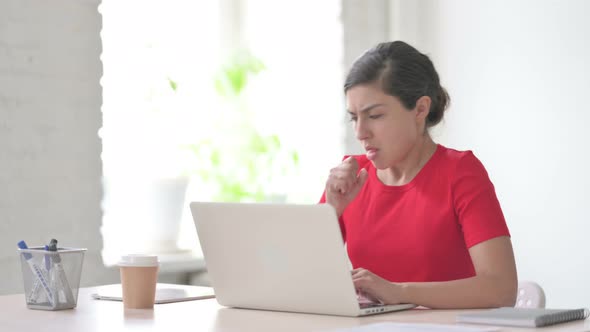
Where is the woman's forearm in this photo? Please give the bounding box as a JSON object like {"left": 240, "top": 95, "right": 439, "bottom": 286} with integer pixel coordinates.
{"left": 398, "top": 274, "right": 517, "bottom": 309}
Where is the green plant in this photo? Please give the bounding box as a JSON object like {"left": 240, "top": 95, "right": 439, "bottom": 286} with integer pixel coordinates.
{"left": 181, "top": 51, "right": 299, "bottom": 202}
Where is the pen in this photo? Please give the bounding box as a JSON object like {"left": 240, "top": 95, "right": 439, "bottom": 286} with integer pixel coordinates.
{"left": 45, "top": 242, "right": 59, "bottom": 308}
{"left": 47, "top": 239, "right": 76, "bottom": 306}
{"left": 17, "top": 241, "right": 55, "bottom": 307}
{"left": 44, "top": 245, "right": 51, "bottom": 272}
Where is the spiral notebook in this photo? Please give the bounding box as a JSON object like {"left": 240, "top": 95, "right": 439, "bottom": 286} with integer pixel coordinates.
{"left": 456, "top": 307, "right": 589, "bottom": 327}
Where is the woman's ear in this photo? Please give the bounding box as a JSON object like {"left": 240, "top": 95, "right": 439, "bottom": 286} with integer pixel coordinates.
{"left": 415, "top": 96, "right": 431, "bottom": 122}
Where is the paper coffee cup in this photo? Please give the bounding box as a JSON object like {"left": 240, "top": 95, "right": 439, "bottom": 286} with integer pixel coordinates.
{"left": 118, "top": 254, "right": 159, "bottom": 309}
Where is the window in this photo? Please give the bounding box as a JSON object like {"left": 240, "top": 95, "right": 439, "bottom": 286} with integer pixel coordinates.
{"left": 100, "top": 0, "right": 344, "bottom": 266}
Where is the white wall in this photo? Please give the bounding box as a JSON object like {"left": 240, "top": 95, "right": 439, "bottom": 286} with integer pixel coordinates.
{"left": 390, "top": 0, "right": 590, "bottom": 307}
{"left": 0, "top": 0, "right": 118, "bottom": 294}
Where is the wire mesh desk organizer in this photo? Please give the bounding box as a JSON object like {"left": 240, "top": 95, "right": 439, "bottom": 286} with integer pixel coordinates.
{"left": 17, "top": 240, "right": 86, "bottom": 310}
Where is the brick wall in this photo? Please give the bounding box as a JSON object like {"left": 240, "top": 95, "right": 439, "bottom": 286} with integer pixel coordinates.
{"left": 0, "top": 0, "right": 118, "bottom": 295}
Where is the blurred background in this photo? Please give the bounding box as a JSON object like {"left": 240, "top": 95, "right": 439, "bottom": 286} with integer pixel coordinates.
{"left": 1, "top": 0, "right": 589, "bottom": 308}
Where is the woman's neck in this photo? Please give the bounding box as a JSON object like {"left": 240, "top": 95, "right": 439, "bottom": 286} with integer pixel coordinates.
{"left": 377, "top": 135, "right": 437, "bottom": 186}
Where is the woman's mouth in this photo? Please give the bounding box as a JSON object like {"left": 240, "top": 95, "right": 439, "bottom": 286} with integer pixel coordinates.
{"left": 366, "top": 148, "right": 378, "bottom": 160}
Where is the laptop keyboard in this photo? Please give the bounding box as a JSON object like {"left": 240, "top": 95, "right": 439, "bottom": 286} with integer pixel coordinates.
{"left": 357, "top": 293, "right": 384, "bottom": 309}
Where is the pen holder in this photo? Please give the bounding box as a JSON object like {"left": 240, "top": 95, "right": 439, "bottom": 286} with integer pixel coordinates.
{"left": 18, "top": 247, "right": 87, "bottom": 310}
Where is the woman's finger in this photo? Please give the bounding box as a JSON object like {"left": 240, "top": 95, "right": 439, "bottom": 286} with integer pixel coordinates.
{"left": 330, "top": 168, "right": 356, "bottom": 186}
{"left": 351, "top": 268, "right": 367, "bottom": 277}
{"left": 331, "top": 178, "right": 355, "bottom": 194}
{"left": 329, "top": 179, "right": 349, "bottom": 194}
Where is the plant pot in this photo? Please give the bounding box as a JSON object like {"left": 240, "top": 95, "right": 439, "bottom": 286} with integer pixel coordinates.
{"left": 101, "top": 176, "right": 189, "bottom": 265}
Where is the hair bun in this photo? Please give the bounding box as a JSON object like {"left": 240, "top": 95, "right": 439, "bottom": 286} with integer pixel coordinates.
{"left": 427, "top": 85, "right": 450, "bottom": 127}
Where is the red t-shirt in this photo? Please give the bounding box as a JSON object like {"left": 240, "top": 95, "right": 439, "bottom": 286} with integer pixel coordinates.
{"left": 320, "top": 144, "right": 509, "bottom": 282}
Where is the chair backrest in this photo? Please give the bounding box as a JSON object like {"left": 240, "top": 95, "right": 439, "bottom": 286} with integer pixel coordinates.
{"left": 515, "top": 281, "right": 546, "bottom": 308}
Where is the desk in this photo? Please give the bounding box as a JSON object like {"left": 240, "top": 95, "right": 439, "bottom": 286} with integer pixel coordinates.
{"left": 0, "top": 286, "right": 588, "bottom": 332}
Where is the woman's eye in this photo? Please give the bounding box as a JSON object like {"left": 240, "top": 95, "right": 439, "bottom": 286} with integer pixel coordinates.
{"left": 349, "top": 116, "right": 358, "bottom": 122}
{"left": 369, "top": 114, "right": 382, "bottom": 119}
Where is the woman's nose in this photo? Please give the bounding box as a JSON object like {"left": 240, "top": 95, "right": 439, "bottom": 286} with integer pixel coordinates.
{"left": 355, "top": 118, "right": 370, "bottom": 141}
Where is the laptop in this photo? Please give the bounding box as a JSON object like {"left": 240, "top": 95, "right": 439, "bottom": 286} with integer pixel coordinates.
{"left": 190, "top": 202, "right": 416, "bottom": 316}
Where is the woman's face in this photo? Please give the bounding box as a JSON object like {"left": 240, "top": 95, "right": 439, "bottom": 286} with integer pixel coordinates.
{"left": 345, "top": 83, "right": 425, "bottom": 169}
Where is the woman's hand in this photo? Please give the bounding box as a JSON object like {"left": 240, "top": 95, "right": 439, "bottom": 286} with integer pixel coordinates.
{"left": 352, "top": 268, "right": 404, "bottom": 305}
{"left": 325, "top": 157, "right": 368, "bottom": 217}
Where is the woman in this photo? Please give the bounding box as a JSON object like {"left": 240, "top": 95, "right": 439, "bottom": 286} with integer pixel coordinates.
{"left": 320, "top": 41, "right": 517, "bottom": 309}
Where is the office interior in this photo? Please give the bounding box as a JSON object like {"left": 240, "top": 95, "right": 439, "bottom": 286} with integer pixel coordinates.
{"left": 1, "top": 0, "right": 589, "bottom": 310}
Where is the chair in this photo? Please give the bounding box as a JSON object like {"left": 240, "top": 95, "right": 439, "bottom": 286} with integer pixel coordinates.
{"left": 515, "top": 281, "right": 546, "bottom": 308}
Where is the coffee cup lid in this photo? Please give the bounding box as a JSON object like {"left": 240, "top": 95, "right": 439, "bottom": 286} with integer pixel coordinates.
{"left": 117, "top": 254, "right": 159, "bottom": 267}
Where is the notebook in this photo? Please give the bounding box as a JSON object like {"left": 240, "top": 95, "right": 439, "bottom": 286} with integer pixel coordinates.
{"left": 456, "top": 307, "right": 590, "bottom": 327}
{"left": 333, "top": 322, "right": 499, "bottom": 332}
{"left": 91, "top": 283, "right": 215, "bottom": 304}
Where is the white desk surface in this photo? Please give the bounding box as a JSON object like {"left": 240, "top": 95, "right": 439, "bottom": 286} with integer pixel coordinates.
{"left": 1, "top": 285, "right": 588, "bottom": 332}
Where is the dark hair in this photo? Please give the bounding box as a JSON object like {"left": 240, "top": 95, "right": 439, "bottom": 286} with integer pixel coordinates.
{"left": 344, "top": 41, "right": 450, "bottom": 128}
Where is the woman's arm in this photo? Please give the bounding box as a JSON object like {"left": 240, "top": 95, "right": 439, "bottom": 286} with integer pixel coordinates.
{"left": 399, "top": 236, "right": 517, "bottom": 308}
{"left": 353, "top": 236, "right": 517, "bottom": 309}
